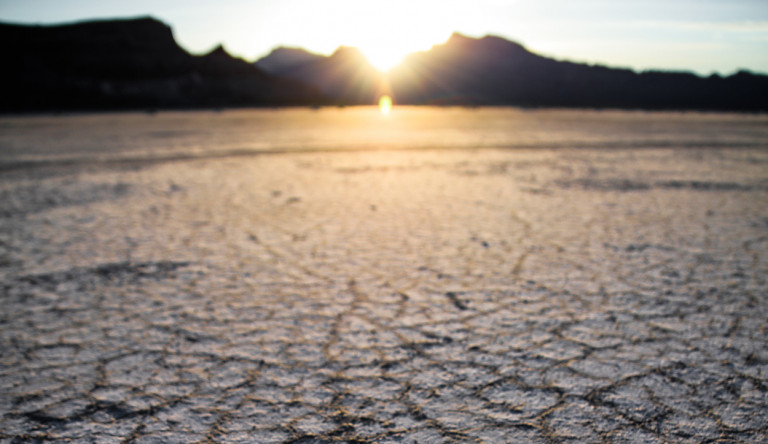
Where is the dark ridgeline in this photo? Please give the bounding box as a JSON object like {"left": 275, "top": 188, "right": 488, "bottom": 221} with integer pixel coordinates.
{"left": 388, "top": 33, "right": 768, "bottom": 111}
{"left": 2, "top": 16, "right": 767, "bottom": 112}
{"left": 253, "top": 47, "right": 325, "bottom": 75}
{"left": 0, "top": 17, "right": 324, "bottom": 111}
{"left": 271, "top": 33, "right": 768, "bottom": 111}
{"left": 256, "top": 46, "right": 386, "bottom": 105}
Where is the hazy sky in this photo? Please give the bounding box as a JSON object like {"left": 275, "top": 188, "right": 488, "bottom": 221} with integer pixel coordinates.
{"left": 2, "top": 0, "right": 767, "bottom": 74}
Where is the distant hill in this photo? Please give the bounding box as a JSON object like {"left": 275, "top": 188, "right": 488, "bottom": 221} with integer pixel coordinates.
{"left": 256, "top": 46, "right": 386, "bottom": 105}
{"left": 388, "top": 33, "right": 768, "bottom": 110}
{"left": 0, "top": 17, "right": 324, "bottom": 111}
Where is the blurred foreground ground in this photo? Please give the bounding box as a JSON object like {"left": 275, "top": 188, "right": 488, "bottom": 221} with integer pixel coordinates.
{"left": 1, "top": 112, "right": 768, "bottom": 442}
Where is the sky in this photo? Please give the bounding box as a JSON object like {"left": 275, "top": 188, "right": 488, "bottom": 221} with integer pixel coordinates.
{"left": 1, "top": 0, "right": 767, "bottom": 75}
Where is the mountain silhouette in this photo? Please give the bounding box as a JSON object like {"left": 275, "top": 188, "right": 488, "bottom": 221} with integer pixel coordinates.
{"left": 386, "top": 33, "right": 768, "bottom": 110}
{"left": 255, "top": 32, "right": 768, "bottom": 111}
{"left": 2, "top": 16, "right": 766, "bottom": 112}
{"left": 255, "top": 47, "right": 325, "bottom": 75}
{"left": 0, "top": 17, "right": 324, "bottom": 111}
{"left": 257, "top": 46, "right": 386, "bottom": 105}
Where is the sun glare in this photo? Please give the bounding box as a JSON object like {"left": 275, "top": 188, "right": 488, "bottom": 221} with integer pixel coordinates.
{"left": 266, "top": 1, "right": 454, "bottom": 73}
{"left": 379, "top": 95, "right": 392, "bottom": 115}
{"left": 364, "top": 49, "right": 407, "bottom": 73}
{"left": 356, "top": 34, "right": 442, "bottom": 72}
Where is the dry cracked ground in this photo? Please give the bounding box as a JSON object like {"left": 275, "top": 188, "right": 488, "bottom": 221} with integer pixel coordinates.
{"left": 1, "top": 147, "right": 767, "bottom": 443}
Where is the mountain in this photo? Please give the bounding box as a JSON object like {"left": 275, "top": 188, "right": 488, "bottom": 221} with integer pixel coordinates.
{"left": 254, "top": 46, "right": 386, "bottom": 105}
{"left": 2, "top": 17, "right": 766, "bottom": 112}
{"left": 0, "top": 17, "right": 324, "bottom": 111}
{"left": 388, "top": 33, "right": 768, "bottom": 110}
{"left": 255, "top": 47, "right": 325, "bottom": 75}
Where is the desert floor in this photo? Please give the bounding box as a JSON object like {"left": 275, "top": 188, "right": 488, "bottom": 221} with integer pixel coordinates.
{"left": 2, "top": 145, "right": 767, "bottom": 442}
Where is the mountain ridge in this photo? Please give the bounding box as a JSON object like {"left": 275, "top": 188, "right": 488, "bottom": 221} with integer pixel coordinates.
{"left": 257, "top": 44, "right": 385, "bottom": 105}
{"left": 254, "top": 46, "right": 325, "bottom": 74}
{"left": 253, "top": 31, "right": 767, "bottom": 111}
{"left": 387, "top": 33, "right": 768, "bottom": 110}
{"left": 2, "top": 16, "right": 766, "bottom": 112}
{"left": 0, "top": 17, "right": 325, "bottom": 111}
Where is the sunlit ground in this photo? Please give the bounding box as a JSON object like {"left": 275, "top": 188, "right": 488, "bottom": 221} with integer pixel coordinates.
{"left": 379, "top": 95, "right": 392, "bottom": 115}
{"left": 5, "top": 108, "right": 765, "bottom": 165}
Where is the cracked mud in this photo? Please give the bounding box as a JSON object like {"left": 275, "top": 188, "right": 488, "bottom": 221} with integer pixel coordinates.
{"left": 1, "top": 142, "right": 767, "bottom": 442}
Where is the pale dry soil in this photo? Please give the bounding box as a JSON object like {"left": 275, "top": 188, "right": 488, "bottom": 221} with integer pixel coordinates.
{"left": 1, "top": 147, "right": 767, "bottom": 443}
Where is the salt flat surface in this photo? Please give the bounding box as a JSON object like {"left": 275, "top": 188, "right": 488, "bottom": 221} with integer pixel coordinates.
{"left": 1, "top": 109, "right": 768, "bottom": 442}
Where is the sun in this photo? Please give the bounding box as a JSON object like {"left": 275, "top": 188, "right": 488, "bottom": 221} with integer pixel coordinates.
{"left": 363, "top": 46, "right": 408, "bottom": 72}
{"left": 294, "top": 3, "right": 454, "bottom": 73}
{"left": 356, "top": 37, "right": 428, "bottom": 72}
